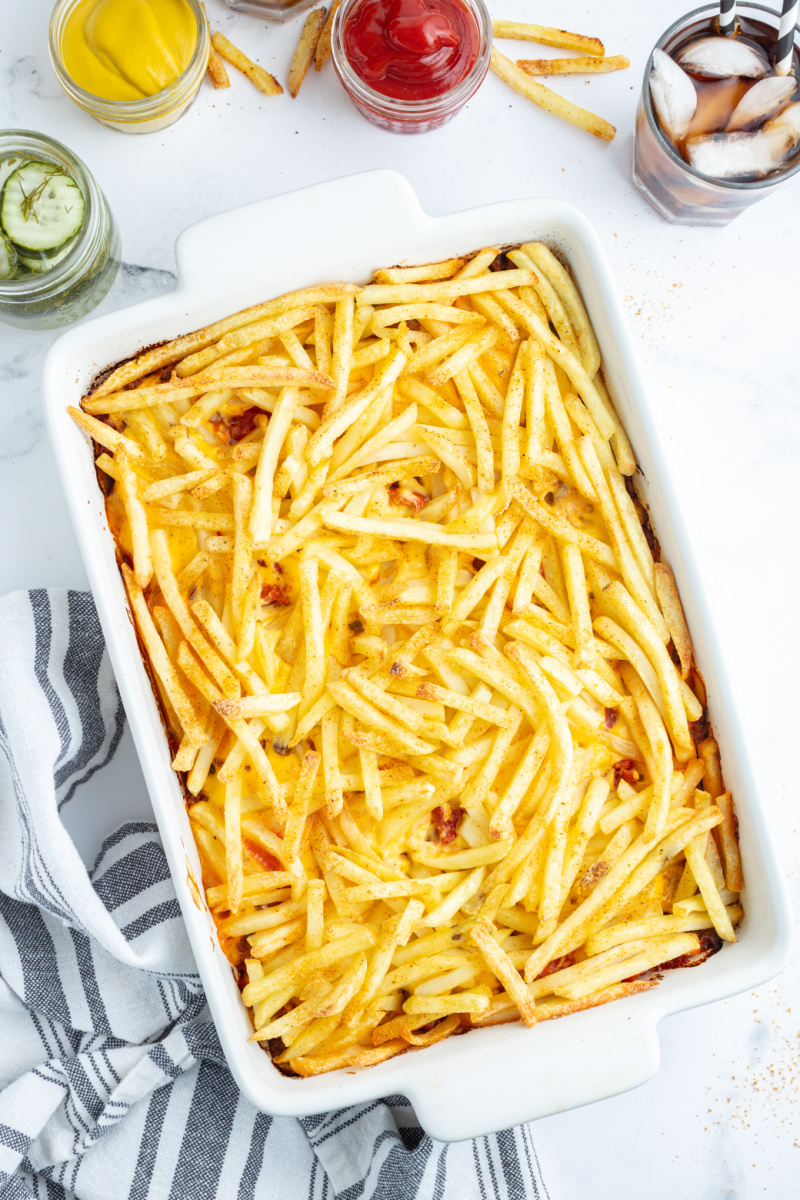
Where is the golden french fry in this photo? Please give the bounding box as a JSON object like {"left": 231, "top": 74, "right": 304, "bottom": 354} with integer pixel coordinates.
{"left": 654, "top": 562, "right": 694, "bottom": 680}
{"left": 489, "top": 49, "right": 615, "bottom": 141}
{"left": 122, "top": 565, "right": 206, "bottom": 747}
{"left": 69, "top": 406, "right": 148, "bottom": 462}
{"left": 492, "top": 19, "right": 605, "bottom": 55}
{"left": 521, "top": 241, "right": 602, "bottom": 376}
{"left": 374, "top": 257, "right": 468, "bottom": 285}
{"left": 115, "top": 450, "right": 152, "bottom": 589}
{"left": 323, "top": 509, "right": 497, "bottom": 553}
{"left": 470, "top": 918, "right": 537, "bottom": 1026}
{"left": 212, "top": 31, "right": 283, "bottom": 96}
{"left": 404, "top": 992, "right": 490, "bottom": 1017}
{"left": 518, "top": 54, "right": 629, "bottom": 75}
{"left": 202, "top": 4, "right": 231, "bottom": 88}
{"left": 315, "top": 0, "right": 339, "bottom": 69}
{"left": 289, "top": 7, "right": 326, "bottom": 97}
{"left": 360, "top": 269, "right": 536, "bottom": 307}
{"left": 224, "top": 768, "right": 244, "bottom": 914}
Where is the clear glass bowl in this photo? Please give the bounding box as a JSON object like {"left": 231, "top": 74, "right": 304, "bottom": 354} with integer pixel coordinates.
{"left": 331, "top": 0, "right": 492, "bottom": 133}
{"left": 49, "top": 0, "right": 210, "bottom": 134}
{"left": 0, "top": 131, "right": 120, "bottom": 330}
{"left": 633, "top": 2, "right": 800, "bottom": 225}
{"left": 224, "top": 0, "right": 317, "bottom": 21}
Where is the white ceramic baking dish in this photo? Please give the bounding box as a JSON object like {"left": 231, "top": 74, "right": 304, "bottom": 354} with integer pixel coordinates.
{"left": 42, "top": 170, "right": 793, "bottom": 1142}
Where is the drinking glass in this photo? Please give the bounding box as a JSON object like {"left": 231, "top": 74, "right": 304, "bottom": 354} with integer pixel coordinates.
{"left": 633, "top": 2, "right": 800, "bottom": 226}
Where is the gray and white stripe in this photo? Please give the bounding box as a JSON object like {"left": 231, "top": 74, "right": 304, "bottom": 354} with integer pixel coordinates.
{"left": 719, "top": 0, "right": 737, "bottom": 37}
{"left": 775, "top": 0, "right": 799, "bottom": 74}
{"left": 0, "top": 590, "right": 549, "bottom": 1199}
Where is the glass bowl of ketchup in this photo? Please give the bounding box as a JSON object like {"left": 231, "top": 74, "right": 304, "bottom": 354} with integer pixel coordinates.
{"left": 331, "top": 0, "right": 491, "bottom": 133}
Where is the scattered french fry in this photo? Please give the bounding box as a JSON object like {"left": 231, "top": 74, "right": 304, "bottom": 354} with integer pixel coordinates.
{"left": 202, "top": 4, "right": 231, "bottom": 88}
{"left": 212, "top": 31, "right": 284, "bottom": 97}
{"left": 489, "top": 48, "right": 616, "bottom": 142}
{"left": 315, "top": 0, "right": 339, "bottom": 70}
{"left": 517, "top": 54, "right": 630, "bottom": 76}
{"left": 289, "top": 7, "right": 327, "bottom": 98}
{"left": 492, "top": 20, "right": 605, "bottom": 56}
{"left": 73, "top": 240, "right": 740, "bottom": 1080}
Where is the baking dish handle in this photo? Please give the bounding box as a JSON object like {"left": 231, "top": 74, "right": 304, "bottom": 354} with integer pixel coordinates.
{"left": 404, "top": 1009, "right": 662, "bottom": 1143}
{"left": 173, "top": 170, "right": 425, "bottom": 294}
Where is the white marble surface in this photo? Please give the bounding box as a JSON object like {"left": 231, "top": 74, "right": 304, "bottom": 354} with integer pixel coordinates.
{"left": 2, "top": 0, "right": 799, "bottom": 1194}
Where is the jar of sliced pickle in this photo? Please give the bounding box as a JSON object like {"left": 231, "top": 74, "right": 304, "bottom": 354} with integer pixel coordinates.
{"left": 0, "top": 130, "right": 120, "bottom": 330}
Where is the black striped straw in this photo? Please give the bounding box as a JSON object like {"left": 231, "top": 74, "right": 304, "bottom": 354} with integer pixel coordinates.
{"left": 775, "top": 0, "right": 799, "bottom": 74}
{"left": 719, "top": 0, "right": 737, "bottom": 35}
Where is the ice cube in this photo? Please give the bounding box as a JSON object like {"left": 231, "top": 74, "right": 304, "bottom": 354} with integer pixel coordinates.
{"left": 727, "top": 76, "right": 797, "bottom": 130}
{"left": 764, "top": 100, "right": 800, "bottom": 146}
{"left": 649, "top": 48, "right": 697, "bottom": 140}
{"left": 686, "top": 126, "right": 794, "bottom": 178}
{"left": 676, "top": 36, "right": 769, "bottom": 79}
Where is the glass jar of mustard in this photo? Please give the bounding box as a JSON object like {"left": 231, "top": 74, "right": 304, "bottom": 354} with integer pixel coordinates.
{"left": 49, "top": 0, "right": 210, "bottom": 134}
{"left": 0, "top": 131, "right": 120, "bottom": 330}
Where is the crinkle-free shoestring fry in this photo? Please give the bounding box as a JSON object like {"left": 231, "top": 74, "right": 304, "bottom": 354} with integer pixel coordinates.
{"left": 72, "top": 243, "right": 743, "bottom": 1077}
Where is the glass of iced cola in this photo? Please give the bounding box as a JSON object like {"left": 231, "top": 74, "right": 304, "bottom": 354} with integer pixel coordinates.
{"left": 633, "top": 3, "right": 800, "bottom": 225}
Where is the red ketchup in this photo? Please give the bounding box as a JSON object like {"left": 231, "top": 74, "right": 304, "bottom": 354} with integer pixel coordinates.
{"left": 342, "top": 0, "right": 480, "bottom": 102}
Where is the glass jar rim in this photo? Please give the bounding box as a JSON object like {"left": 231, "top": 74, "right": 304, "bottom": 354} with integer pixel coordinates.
{"left": 331, "top": 0, "right": 492, "bottom": 117}
{"left": 0, "top": 129, "right": 103, "bottom": 298}
{"left": 49, "top": 0, "right": 209, "bottom": 119}
{"left": 642, "top": 1, "right": 800, "bottom": 192}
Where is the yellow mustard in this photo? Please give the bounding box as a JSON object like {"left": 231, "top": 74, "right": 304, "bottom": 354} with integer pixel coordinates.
{"left": 61, "top": 0, "right": 197, "bottom": 101}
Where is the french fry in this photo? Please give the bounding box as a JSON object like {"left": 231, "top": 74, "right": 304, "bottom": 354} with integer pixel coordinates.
{"left": 404, "top": 992, "right": 490, "bottom": 1017}
{"left": 471, "top": 918, "right": 537, "bottom": 1026}
{"left": 122, "top": 565, "right": 206, "bottom": 746}
{"left": 284, "top": 750, "right": 320, "bottom": 863}
{"left": 715, "top": 791, "right": 743, "bottom": 893}
{"left": 212, "top": 31, "right": 283, "bottom": 96}
{"left": 684, "top": 837, "right": 736, "bottom": 943}
{"left": 298, "top": 555, "right": 325, "bottom": 716}
{"left": 561, "top": 543, "right": 593, "bottom": 668}
{"left": 150, "top": 531, "right": 240, "bottom": 699}
{"left": 619, "top": 664, "right": 672, "bottom": 844}
{"left": 362, "top": 272, "right": 545, "bottom": 312}
{"left": 489, "top": 49, "right": 616, "bottom": 142}
{"left": 374, "top": 257, "right": 468, "bottom": 285}
{"left": 115, "top": 450, "right": 152, "bottom": 589}
{"left": 321, "top": 707, "right": 343, "bottom": 817}
{"left": 602, "top": 581, "right": 694, "bottom": 762}
{"left": 521, "top": 241, "right": 602, "bottom": 377}
{"left": 69, "top": 406, "right": 147, "bottom": 462}
{"left": 323, "top": 509, "right": 497, "bottom": 553}
{"left": 289, "top": 7, "right": 326, "bottom": 97}
{"left": 224, "top": 768, "right": 244, "bottom": 914}
{"left": 315, "top": 0, "right": 339, "bottom": 69}
{"left": 250, "top": 387, "right": 301, "bottom": 543}
{"left": 492, "top": 19, "right": 605, "bottom": 56}
{"left": 654, "top": 562, "right": 694, "bottom": 680}
{"left": 518, "top": 54, "right": 630, "bottom": 76}
{"left": 202, "top": 4, "right": 230, "bottom": 88}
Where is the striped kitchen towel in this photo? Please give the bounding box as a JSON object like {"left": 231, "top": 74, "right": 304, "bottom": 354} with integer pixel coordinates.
{"left": 0, "top": 589, "right": 550, "bottom": 1200}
